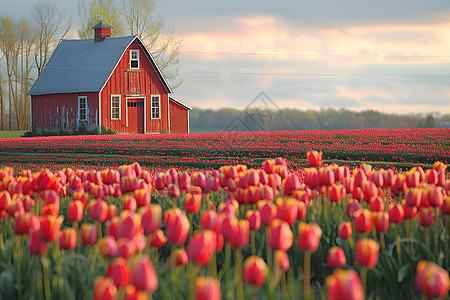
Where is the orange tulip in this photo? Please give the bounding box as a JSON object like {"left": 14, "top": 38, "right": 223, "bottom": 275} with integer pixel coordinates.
{"left": 14, "top": 212, "right": 40, "bottom": 235}
{"left": 275, "top": 197, "right": 298, "bottom": 226}
{"left": 373, "top": 211, "right": 389, "bottom": 232}
{"left": 134, "top": 189, "right": 151, "bottom": 207}
{"left": 185, "top": 193, "right": 201, "bottom": 213}
{"left": 326, "top": 269, "right": 363, "bottom": 300}
{"left": 245, "top": 210, "right": 261, "bottom": 231}
{"left": 59, "top": 227, "right": 77, "bottom": 250}
{"left": 149, "top": 229, "right": 167, "bottom": 248}
{"left": 99, "top": 235, "right": 119, "bottom": 258}
{"left": 242, "top": 255, "right": 268, "bottom": 287}
{"left": 39, "top": 215, "right": 63, "bottom": 242}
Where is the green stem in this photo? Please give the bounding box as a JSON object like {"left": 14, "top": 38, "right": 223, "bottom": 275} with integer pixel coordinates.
{"left": 380, "top": 232, "right": 385, "bottom": 250}
{"left": 41, "top": 255, "right": 51, "bottom": 300}
{"left": 266, "top": 226, "right": 272, "bottom": 270}
{"left": 251, "top": 230, "right": 256, "bottom": 255}
{"left": 303, "top": 250, "right": 311, "bottom": 299}
{"left": 425, "top": 226, "right": 431, "bottom": 259}
{"left": 235, "top": 248, "right": 244, "bottom": 300}
{"left": 96, "top": 221, "right": 102, "bottom": 241}
{"left": 188, "top": 264, "right": 200, "bottom": 300}
{"left": 395, "top": 223, "right": 401, "bottom": 266}
{"left": 361, "top": 266, "right": 368, "bottom": 296}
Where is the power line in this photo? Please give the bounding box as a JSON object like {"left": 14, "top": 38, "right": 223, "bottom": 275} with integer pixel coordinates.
{"left": 181, "top": 71, "right": 450, "bottom": 78}
{"left": 181, "top": 50, "right": 450, "bottom": 59}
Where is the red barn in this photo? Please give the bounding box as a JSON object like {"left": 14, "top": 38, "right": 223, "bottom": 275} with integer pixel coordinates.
{"left": 28, "top": 21, "right": 190, "bottom": 134}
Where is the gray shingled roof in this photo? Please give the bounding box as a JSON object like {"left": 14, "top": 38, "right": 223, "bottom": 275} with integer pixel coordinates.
{"left": 28, "top": 35, "right": 171, "bottom": 95}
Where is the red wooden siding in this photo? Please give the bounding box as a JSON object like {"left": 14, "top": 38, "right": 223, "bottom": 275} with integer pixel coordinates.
{"left": 100, "top": 39, "right": 169, "bottom": 133}
{"left": 31, "top": 92, "right": 98, "bottom": 132}
{"left": 169, "top": 100, "right": 188, "bottom": 134}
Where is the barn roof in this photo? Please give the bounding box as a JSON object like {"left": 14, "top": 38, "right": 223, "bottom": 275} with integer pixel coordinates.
{"left": 28, "top": 35, "right": 172, "bottom": 95}
{"left": 169, "top": 96, "right": 192, "bottom": 110}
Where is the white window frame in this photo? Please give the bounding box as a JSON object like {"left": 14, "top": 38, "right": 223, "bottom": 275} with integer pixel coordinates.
{"left": 151, "top": 95, "right": 161, "bottom": 119}
{"left": 130, "top": 50, "right": 139, "bottom": 69}
{"left": 111, "top": 95, "right": 121, "bottom": 120}
{"left": 77, "top": 96, "right": 87, "bottom": 121}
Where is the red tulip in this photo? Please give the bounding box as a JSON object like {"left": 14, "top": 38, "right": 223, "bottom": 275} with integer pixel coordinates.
{"left": 275, "top": 197, "right": 298, "bottom": 226}
{"left": 164, "top": 208, "right": 190, "bottom": 246}
{"left": 402, "top": 200, "right": 418, "bottom": 219}
{"left": 68, "top": 200, "right": 84, "bottom": 222}
{"left": 39, "top": 215, "right": 63, "bottom": 242}
{"left": 327, "top": 246, "right": 346, "bottom": 268}
{"left": 307, "top": 151, "right": 322, "bottom": 167}
{"left": 117, "top": 237, "right": 137, "bottom": 259}
{"left": 195, "top": 276, "right": 221, "bottom": 300}
{"left": 389, "top": 203, "right": 404, "bottom": 224}
{"left": 118, "top": 212, "right": 142, "bottom": 240}
{"left": 326, "top": 269, "right": 363, "bottom": 300}
{"left": 418, "top": 207, "right": 434, "bottom": 227}
{"left": 328, "top": 185, "right": 346, "bottom": 202}
{"left": 222, "top": 217, "right": 249, "bottom": 249}
{"left": 178, "top": 171, "right": 191, "bottom": 191}
{"left": 346, "top": 199, "right": 362, "bottom": 219}
{"left": 442, "top": 196, "right": 450, "bottom": 215}
{"left": 81, "top": 223, "right": 98, "bottom": 246}
{"left": 131, "top": 255, "right": 158, "bottom": 292}
{"left": 415, "top": 260, "right": 450, "bottom": 299}
{"left": 369, "top": 196, "right": 384, "bottom": 212}
{"left": 354, "top": 238, "right": 379, "bottom": 269}
{"left": 93, "top": 276, "right": 117, "bottom": 300}
{"left": 283, "top": 173, "right": 300, "bottom": 196}
{"left": 167, "top": 183, "right": 180, "bottom": 198}
{"left": 338, "top": 221, "right": 352, "bottom": 240}
{"left": 88, "top": 199, "right": 109, "bottom": 223}
{"left": 199, "top": 210, "right": 222, "bottom": 233}
{"left": 141, "top": 204, "right": 162, "bottom": 235}
{"left": 124, "top": 284, "right": 147, "bottom": 300}
{"left": 425, "top": 186, "right": 444, "bottom": 207}
{"left": 122, "top": 195, "right": 137, "bottom": 212}
{"left": 373, "top": 211, "right": 389, "bottom": 232}
{"left": 242, "top": 255, "right": 268, "bottom": 287}
{"left": 273, "top": 249, "right": 290, "bottom": 271}
{"left": 28, "top": 229, "right": 46, "bottom": 255}
{"left": 185, "top": 193, "right": 201, "bottom": 213}
{"left": 100, "top": 235, "right": 119, "bottom": 258}
{"left": 186, "top": 230, "right": 217, "bottom": 266}
{"left": 171, "top": 248, "right": 189, "bottom": 266}
{"left": 257, "top": 200, "right": 277, "bottom": 226}
{"left": 353, "top": 209, "right": 372, "bottom": 234}
{"left": 245, "top": 210, "right": 261, "bottom": 231}
{"left": 106, "top": 257, "right": 130, "bottom": 288}
{"left": 268, "top": 219, "right": 293, "bottom": 251}
{"left": 149, "top": 229, "right": 167, "bottom": 248}
{"left": 298, "top": 222, "right": 322, "bottom": 253}
{"left": 59, "top": 227, "right": 77, "bottom": 250}
{"left": 14, "top": 212, "right": 40, "bottom": 235}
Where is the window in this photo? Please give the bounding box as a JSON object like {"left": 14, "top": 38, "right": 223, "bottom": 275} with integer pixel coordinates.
{"left": 111, "top": 95, "right": 120, "bottom": 119}
{"left": 78, "top": 96, "right": 87, "bottom": 121}
{"left": 151, "top": 95, "right": 160, "bottom": 119}
{"left": 130, "top": 50, "right": 139, "bottom": 69}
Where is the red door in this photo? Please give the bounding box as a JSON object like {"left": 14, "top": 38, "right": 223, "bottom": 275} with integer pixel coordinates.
{"left": 127, "top": 99, "right": 144, "bottom": 133}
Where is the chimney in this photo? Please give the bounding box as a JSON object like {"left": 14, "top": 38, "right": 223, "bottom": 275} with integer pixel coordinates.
{"left": 93, "top": 20, "right": 112, "bottom": 42}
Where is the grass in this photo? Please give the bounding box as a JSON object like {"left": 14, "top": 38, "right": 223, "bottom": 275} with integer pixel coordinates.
{"left": 0, "top": 131, "right": 26, "bottom": 138}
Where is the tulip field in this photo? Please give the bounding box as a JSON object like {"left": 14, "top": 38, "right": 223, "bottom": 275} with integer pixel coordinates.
{"left": 0, "top": 128, "right": 449, "bottom": 299}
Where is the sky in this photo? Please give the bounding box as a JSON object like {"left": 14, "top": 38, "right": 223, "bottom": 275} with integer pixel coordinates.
{"left": 3, "top": 0, "right": 450, "bottom": 114}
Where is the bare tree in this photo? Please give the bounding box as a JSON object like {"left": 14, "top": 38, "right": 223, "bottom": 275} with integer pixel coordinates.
{"left": 122, "top": 0, "right": 183, "bottom": 89}
{"left": 0, "top": 61, "right": 4, "bottom": 130}
{"left": 32, "top": 0, "right": 71, "bottom": 76}
{"left": 77, "top": 0, "right": 125, "bottom": 39}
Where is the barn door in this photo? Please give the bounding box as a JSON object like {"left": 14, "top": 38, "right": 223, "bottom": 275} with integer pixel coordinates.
{"left": 127, "top": 98, "right": 144, "bottom": 133}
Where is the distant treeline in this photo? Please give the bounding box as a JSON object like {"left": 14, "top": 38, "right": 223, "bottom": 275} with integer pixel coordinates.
{"left": 189, "top": 107, "right": 450, "bottom": 132}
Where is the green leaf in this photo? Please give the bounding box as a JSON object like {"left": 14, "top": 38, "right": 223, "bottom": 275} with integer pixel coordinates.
{"left": 397, "top": 264, "right": 412, "bottom": 283}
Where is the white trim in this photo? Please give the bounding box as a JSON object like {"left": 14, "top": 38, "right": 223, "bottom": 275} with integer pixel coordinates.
{"left": 169, "top": 96, "right": 192, "bottom": 110}
{"left": 130, "top": 50, "right": 139, "bottom": 69}
{"left": 98, "top": 36, "right": 172, "bottom": 95}
{"left": 187, "top": 110, "right": 190, "bottom": 133}
{"left": 150, "top": 95, "right": 161, "bottom": 120}
{"left": 98, "top": 93, "right": 101, "bottom": 134}
{"left": 167, "top": 95, "right": 170, "bottom": 132}
{"left": 30, "top": 97, "right": 32, "bottom": 131}
{"left": 110, "top": 94, "right": 121, "bottom": 120}
{"left": 77, "top": 96, "right": 88, "bottom": 121}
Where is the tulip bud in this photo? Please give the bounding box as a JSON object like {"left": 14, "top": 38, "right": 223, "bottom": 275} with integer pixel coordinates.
{"left": 93, "top": 276, "right": 117, "bottom": 300}
{"left": 338, "top": 221, "right": 352, "bottom": 240}
{"left": 164, "top": 208, "right": 190, "bottom": 246}
{"left": 353, "top": 209, "right": 372, "bottom": 234}
{"left": 199, "top": 210, "right": 221, "bottom": 233}
{"left": 326, "top": 269, "right": 363, "bottom": 300}
{"left": 418, "top": 207, "right": 434, "bottom": 227}
{"left": 415, "top": 260, "right": 450, "bottom": 299}
{"left": 81, "top": 223, "right": 98, "bottom": 246}
{"left": 273, "top": 249, "right": 290, "bottom": 271}
{"left": 307, "top": 151, "right": 322, "bottom": 168}
{"left": 298, "top": 222, "right": 322, "bottom": 253}
{"left": 68, "top": 200, "right": 84, "bottom": 222}
{"left": 268, "top": 219, "right": 293, "bottom": 251}
{"left": 149, "top": 229, "right": 167, "bottom": 248}
{"left": 354, "top": 238, "right": 379, "bottom": 269}
{"left": 106, "top": 257, "right": 130, "bottom": 288}
{"left": 373, "top": 211, "right": 389, "bottom": 232}
{"left": 275, "top": 197, "right": 298, "bottom": 226}
{"left": 59, "top": 227, "right": 77, "bottom": 250}
{"left": 195, "top": 276, "right": 221, "bottom": 300}
{"left": 243, "top": 255, "right": 268, "bottom": 286}
{"left": 327, "top": 246, "right": 346, "bottom": 268}
{"left": 100, "top": 235, "right": 119, "bottom": 258}
{"left": 389, "top": 203, "right": 404, "bottom": 224}
{"left": 245, "top": 210, "right": 261, "bottom": 231}
{"left": 185, "top": 193, "right": 201, "bottom": 214}
{"left": 39, "top": 215, "right": 63, "bottom": 242}
{"left": 141, "top": 204, "right": 162, "bottom": 235}
{"left": 186, "top": 230, "right": 217, "bottom": 266}
{"left": 257, "top": 200, "right": 277, "bottom": 226}
{"left": 28, "top": 229, "right": 46, "bottom": 255}
{"left": 131, "top": 255, "right": 158, "bottom": 292}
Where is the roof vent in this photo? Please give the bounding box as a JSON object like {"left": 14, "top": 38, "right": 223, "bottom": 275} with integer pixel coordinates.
{"left": 93, "top": 20, "right": 112, "bottom": 42}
